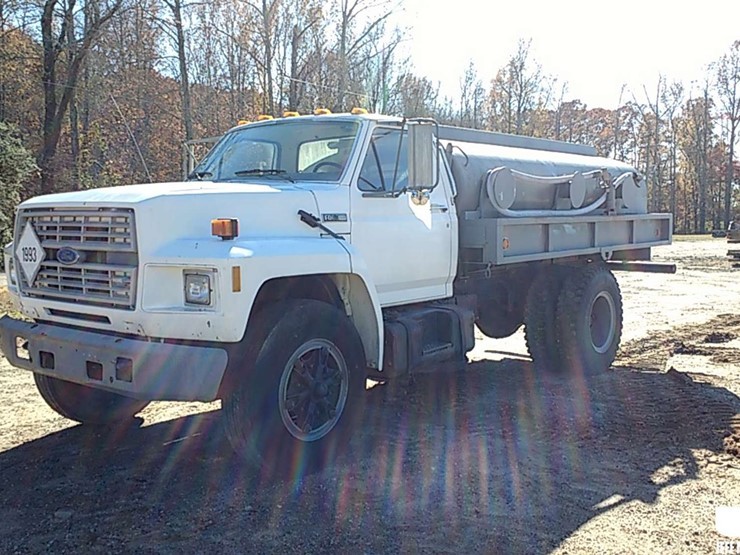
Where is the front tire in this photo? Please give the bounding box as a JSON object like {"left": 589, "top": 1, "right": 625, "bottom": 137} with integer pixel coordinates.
{"left": 34, "top": 374, "right": 149, "bottom": 424}
{"left": 556, "top": 264, "right": 622, "bottom": 376}
{"left": 223, "top": 299, "right": 366, "bottom": 475}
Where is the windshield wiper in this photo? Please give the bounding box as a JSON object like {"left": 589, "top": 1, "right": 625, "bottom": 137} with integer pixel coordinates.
{"left": 233, "top": 168, "right": 295, "bottom": 183}
{"left": 188, "top": 170, "right": 213, "bottom": 181}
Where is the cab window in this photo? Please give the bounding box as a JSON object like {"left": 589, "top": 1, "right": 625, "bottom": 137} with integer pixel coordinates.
{"left": 358, "top": 127, "right": 407, "bottom": 192}
{"left": 217, "top": 138, "right": 277, "bottom": 177}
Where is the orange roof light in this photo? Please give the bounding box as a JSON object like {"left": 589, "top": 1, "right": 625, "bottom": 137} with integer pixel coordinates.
{"left": 314, "top": 108, "right": 332, "bottom": 115}
{"left": 237, "top": 119, "right": 250, "bottom": 125}
{"left": 351, "top": 107, "right": 368, "bottom": 115}
{"left": 257, "top": 114, "right": 274, "bottom": 121}
{"left": 283, "top": 111, "right": 300, "bottom": 117}
{"left": 211, "top": 218, "right": 239, "bottom": 240}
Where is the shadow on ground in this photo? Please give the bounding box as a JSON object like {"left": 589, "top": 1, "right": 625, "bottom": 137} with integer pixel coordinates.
{"left": 1, "top": 358, "right": 738, "bottom": 554}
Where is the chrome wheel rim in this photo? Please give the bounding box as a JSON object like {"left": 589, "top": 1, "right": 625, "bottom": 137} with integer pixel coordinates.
{"left": 590, "top": 291, "right": 616, "bottom": 354}
{"left": 278, "top": 339, "right": 349, "bottom": 442}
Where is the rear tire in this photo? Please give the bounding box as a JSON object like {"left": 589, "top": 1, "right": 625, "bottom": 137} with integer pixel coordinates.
{"left": 556, "top": 264, "right": 622, "bottom": 376}
{"left": 223, "top": 299, "right": 366, "bottom": 476}
{"left": 34, "top": 374, "right": 149, "bottom": 424}
{"left": 524, "top": 267, "right": 569, "bottom": 372}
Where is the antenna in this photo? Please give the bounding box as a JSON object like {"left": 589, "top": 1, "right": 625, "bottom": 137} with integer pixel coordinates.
{"left": 109, "top": 93, "right": 153, "bottom": 183}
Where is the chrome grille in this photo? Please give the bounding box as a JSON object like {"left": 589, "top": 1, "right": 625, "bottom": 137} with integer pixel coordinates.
{"left": 16, "top": 208, "right": 138, "bottom": 310}
{"left": 26, "top": 209, "right": 136, "bottom": 251}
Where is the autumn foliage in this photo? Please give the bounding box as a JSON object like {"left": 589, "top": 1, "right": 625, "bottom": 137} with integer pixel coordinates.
{"left": 0, "top": 3, "right": 738, "bottom": 234}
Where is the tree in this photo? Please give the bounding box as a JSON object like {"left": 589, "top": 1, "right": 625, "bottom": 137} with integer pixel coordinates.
{"left": 0, "top": 121, "right": 36, "bottom": 245}
{"left": 37, "top": 0, "right": 125, "bottom": 194}
{"left": 716, "top": 40, "right": 740, "bottom": 227}
{"left": 245, "top": 0, "right": 280, "bottom": 115}
{"left": 458, "top": 60, "right": 485, "bottom": 129}
{"left": 161, "top": 0, "right": 193, "bottom": 141}
{"left": 488, "top": 39, "right": 554, "bottom": 135}
{"left": 278, "top": 0, "right": 322, "bottom": 111}
{"left": 332, "top": 0, "right": 394, "bottom": 111}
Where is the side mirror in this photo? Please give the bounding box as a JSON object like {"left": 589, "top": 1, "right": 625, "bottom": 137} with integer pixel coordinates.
{"left": 407, "top": 120, "right": 438, "bottom": 191}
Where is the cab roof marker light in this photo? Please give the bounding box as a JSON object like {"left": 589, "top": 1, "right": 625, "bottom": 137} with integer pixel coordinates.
{"left": 283, "top": 111, "right": 300, "bottom": 117}
{"left": 237, "top": 119, "right": 251, "bottom": 125}
{"left": 351, "top": 107, "right": 368, "bottom": 115}
{"left": 314, "top": 108, "right": 332, "bottom": 115}
{"left": 257, "top": 114, "right": 274, "bottom": 121}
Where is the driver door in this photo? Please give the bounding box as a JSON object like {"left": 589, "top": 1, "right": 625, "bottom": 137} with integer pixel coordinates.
{"left": 350, "top": 125, "right": 454, "bottom": 306}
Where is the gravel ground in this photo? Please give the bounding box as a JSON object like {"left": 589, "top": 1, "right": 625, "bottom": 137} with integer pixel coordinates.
{"left": 0, "top": 236, "right": 739, "bottom": 554}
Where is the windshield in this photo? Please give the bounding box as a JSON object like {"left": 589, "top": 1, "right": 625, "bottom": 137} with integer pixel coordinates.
{"left": 190, "top": 119, "right": 361, "bottom": 183}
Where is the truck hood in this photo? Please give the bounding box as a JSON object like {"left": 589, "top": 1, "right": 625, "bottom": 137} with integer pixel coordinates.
{"left": 19, "top": 181, "right": 324, "bottom": 251}
{"left": 21, "top": 181, "right": 299, "bottom": 206}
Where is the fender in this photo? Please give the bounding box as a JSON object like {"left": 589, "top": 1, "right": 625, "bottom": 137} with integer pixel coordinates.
{"left": 225, "top": 237, "right": 384, "bottom": 369}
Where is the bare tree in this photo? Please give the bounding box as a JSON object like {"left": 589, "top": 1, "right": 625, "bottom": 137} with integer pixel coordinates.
{"left": 279, "top": 0, "right": 322, "bottom": 111}
{"left": 488, "top": 39, "right": 552, "bottom": 135}
{"left": 716, "top": 40, "right": 740, "bottom": 227}
{"left": 161, "top": 0, "right": 193, "bottom": 141}
{"left": 333, "top": 0, "right": 393, "bottom": 111}
{"left": 245, "top": 0, "right": 280, "bottom": 115}
{"left": 38, "top": 0, "right": 125, "bottom": 194}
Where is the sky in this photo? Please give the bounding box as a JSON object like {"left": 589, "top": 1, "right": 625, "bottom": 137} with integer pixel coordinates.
{"left": 400, "top": 0, "right": 740, "bottom": 110}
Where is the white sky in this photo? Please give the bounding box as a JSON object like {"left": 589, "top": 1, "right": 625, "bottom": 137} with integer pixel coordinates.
{"left": 399, "top": 0, "right": 740, "bottom": 109}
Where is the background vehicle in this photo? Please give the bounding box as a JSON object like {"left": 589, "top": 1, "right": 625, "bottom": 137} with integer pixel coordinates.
{"left": 0, "top": 111, "right": 672, "bottom": 471}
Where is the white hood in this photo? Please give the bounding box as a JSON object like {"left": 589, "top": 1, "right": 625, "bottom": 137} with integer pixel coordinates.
{"left": 21, "top": 181, "right": 295, "bottom": 207}
{"left": 19, "top": 181, "right": 325, "bottom": 253}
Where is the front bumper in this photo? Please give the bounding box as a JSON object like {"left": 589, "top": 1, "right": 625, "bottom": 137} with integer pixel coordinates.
{"left": 0, "top": 316, "right": 228, "bottom": 401}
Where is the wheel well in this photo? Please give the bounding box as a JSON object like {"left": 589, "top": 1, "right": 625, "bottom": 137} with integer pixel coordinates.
{"left": 249, "top": 275, "right": 343, "bottom": 320}
{"left": 244, "top": 273, "right": 381, "bottom": 372}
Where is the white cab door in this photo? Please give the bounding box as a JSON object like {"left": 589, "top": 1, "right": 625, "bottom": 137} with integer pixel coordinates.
{"left": 350, "top": 125, "right": 454, "bottom": 306}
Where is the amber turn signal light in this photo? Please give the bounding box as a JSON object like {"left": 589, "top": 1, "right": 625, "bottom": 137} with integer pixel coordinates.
{"left": 211, "top": 218, "right": 239, "bottom": 240}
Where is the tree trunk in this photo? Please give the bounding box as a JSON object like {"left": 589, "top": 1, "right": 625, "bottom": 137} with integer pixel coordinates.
{"left": 264, "top": 0, "right": 274, "bottom": 115}
{"left": 172, "top": 0, "right": 193, "bottom": 142}
{"left": 39, "top": 0, "right": 60, "bottom": 194}
{"left": 699, "top": 87, "right": 709, "bottom": 232}
{"left": 38, "top": 0, "right": 120, "bottom": 194}
{"left": 724, "top": 126, "right": 736, "bottom": 227}
{"left": 66, "top": 14, "right": 80, "bottom": 187}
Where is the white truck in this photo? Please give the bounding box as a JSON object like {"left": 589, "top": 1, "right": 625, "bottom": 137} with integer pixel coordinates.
{"left": 0, "top": 112, "right": 672, "bottom": 470}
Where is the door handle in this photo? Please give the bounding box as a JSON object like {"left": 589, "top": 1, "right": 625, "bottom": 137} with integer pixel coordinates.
{"left": 431, "top": 204, "right": 448, "bottom": 213}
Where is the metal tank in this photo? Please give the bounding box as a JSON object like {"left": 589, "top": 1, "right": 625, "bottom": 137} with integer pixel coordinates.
{"left": 439, "top": 130, "right": 647, "bottom": 218}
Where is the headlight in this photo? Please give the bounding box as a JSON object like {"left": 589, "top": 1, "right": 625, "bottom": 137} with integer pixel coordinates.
{"left": 184, "top": 272, "right": 211, "bottom": 305}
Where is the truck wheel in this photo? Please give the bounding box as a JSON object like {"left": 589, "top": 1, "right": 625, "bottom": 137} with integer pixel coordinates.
{"left": 34, "top": 374, "right": 149, "bottom": 424}
{"left": 524, "top": 267, "right": 569, "bottom": 372}
{"left": 476, "top": 303, "right": 523, "bottom": 338}
{"left": 556, "top": 264, "right": 622, "bottom": 376}
{"left": 223, "top": 299, "right": 365, "bottom": 475}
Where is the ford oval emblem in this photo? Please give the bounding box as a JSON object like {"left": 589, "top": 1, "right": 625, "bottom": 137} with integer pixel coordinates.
{"left": 56, "top": 247, "right": 81, "bottom": 265}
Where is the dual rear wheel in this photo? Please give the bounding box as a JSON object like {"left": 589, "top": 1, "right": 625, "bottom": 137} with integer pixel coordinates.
{"left": 524, "top": 263, "right": 622, "bottom": 376}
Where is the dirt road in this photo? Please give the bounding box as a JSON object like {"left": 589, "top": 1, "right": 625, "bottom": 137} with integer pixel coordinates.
{"left": 1, "top": 236, "right": 739, "bottom": 554}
